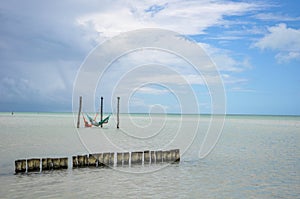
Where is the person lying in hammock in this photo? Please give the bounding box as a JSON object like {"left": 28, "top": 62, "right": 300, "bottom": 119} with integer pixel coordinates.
{"left": 82, "top": 113, "right": 92, "bottom": 127}
{"left": 85, "top": 113, "right": 111, "bottom": 127}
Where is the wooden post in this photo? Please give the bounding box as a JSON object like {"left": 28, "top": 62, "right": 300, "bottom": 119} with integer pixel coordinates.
{"left": 103, "top": 153, "right": 110, "bottom": 166}
{"left": 123, "top": 152, "right": 129, "bottom": 165}
{"left": 166, "top": 150, "right": 172, "bottom": 162}
{"left": 162, "top": 151, "right": 168, "bottom": 163}
{"left": 77, "top": 155, "right": 88, "bottom": 167}
{"left": 77, "top": 96, "right": 82, "bottom": 128}
{"left": 175, "top": 149, "right": 180, "bottom": 162}
{"left": 27, "top": 158, "right": 40, "bottom": 172}
{"left": 42, "top": 158, "right": 49, "bottom": 171}
{"left": 109, "top": 152, "right": 114, "bottom": 166}
{"left": 156, "top": 151, "right": 162, "bottom": 163}
{"left": 117, "top": 97, "right": 120, "bottom": 129}
{"left": 170, "top": 149, "right": 180, "bottom": 163}
{"left": 97, "top": 153, "right": 104, "bottom": 167}
{"left": 131, "top": 151, "right": 143, "bottom": 165}
{"left": 52, "top": 158, "right": 60, "bottom": 169}
{"left": 100, "top": 97, "right": 103, "bottom": 128}
{"left": 151, "top": 151, "right": 156, "bottom": 164}
{"left": 72, "top": 156, "right": 78, "bottom": 168}
{"left": 88, "top": 154, "right": 97, "bottom": 167}
{"left": 59, "top": 157, "right": 68, "bottom": 169}
{"left": 47, "top": 158, "right": 53, "bottom": 170}
{"left": 144, "top": 151, "right": 150, "bottom": 164}
{"left": 15, "top": 159, "right": 26, "bottom": 173}
{"left": 117, "top": 153, "right": 123, "bottom": 166}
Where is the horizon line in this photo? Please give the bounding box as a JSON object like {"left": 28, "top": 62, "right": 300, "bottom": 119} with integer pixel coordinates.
{"left": 1, "top": 111, "right": 299, "bottom": 117}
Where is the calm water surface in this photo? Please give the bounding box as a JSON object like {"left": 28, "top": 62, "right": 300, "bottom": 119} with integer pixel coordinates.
{"left": 0, "top": 113, "right": 299, "bottom": 198}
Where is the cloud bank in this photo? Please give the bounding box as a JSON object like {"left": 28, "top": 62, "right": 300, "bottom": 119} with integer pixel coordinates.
{"left": 254, "top": 23, "right": 300, "bottom": 63}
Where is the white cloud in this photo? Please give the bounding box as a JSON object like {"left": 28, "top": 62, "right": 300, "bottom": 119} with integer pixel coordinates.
{"left": 133, "top": 86, "right": 170, "bottom": 95}
{"left": 200, "top": 43, "right": 252, "bottom": 72}
{"left": 221, "top": 74, "right": 247, "bottom": 84}
{"left": 76, "top": 0, "right": 262, "bottom": 38}
{"left": 230, "top": 87, "right": 256, "bottom": 93}
{"left": 254, "top": 13, "right": 300, "bottom": 21}
{"left": 254, "top": 23, "right": 300, "bottom": 62}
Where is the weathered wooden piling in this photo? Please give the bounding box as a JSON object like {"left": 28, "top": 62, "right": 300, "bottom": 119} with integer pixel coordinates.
{"left": 72, "top": 156, "right": 78, "bottom": 168}
{"left": 88, "top": 154, "right": 97, "bottom": 167}
{"left": 117, "top": 97, "right": 120, "bottom": 129}
{"left": 27, "top": 158, "right": 40, "bottom": 172}
{"left": 15, "top": 159, "right": 26, "bottom": 173}
{"left": 174, "top": 149, "right": 180, "bottom": 162}
{"left": 52, "top": 158, "right": 60, "bottom": 169}
{"left": 117, "top": 153, "right": 123, "bottom": 166}
{"left": 103, "top": 153, "right": 110, "bottom": 166}
{"left": 151, "top": 151, "right": 156, "bottom": 164}
{"left": 42, "top": 158, "right": 48, "bottom": 170}
{"left": 91, "top": 153, "right": 101, "bottom": 167}
{"left": 109, "top": 152, "right": 114, "bottom": 166}
{"left": 165, "top": 150, "right": 172, "bottom": 162}
{"left": 168, "top": 149, "right": 178, "bottom": 163}
{"left": 77, "top": 96, "right": 82, "bottom": 128}
{"left": 123, "top": 152, "right": 129, "bottom": 165}
{"left": 47, "top": 158, "right": 53, "bottom": 170}
{"left": 144, "top": 151, "right": 150, "bottom": 164}
{"left": 96, "top": 153, "right": 104, "bottom": 167}
{"left": 131, "top": 152, "right": 137, "bottom": 164}
{"left": 59, "top": 157, "right": 68, "bottom": 169}
{"left": 156, "top": 151, "right": 162, "bottom": 163}
{"left": 100, "top": 97, "right": 103, "bottom": 128}
{"left": 162, "top": 151, "right": 168, "bottom": 163}
{"left": 78, "top": 155, "right": 88, "bottom": 167}
{"left": 138, "top": 152, "right": 143, "bottom": 164}
{"left": 14, "top": 148, "right": 180, "bottom": 173}
{"left": 131, "top": 151, "right": 143, "bottom": 164}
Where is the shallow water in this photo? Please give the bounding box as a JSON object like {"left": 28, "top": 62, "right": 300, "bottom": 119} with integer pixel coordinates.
{"left": 0, "top": 113, "right": 299, "bottom": 198}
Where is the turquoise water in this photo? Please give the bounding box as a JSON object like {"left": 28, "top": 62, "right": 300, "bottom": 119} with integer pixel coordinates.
{"left": 0, "top": 113, "right": 299, "bottom": 198}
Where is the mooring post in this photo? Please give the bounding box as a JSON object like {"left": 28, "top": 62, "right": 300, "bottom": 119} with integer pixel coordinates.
{"left": 117, "top": 97, "right": 120, "bottom": 129}
{"left": 77, "top": 96, "right": 82, "bottom": 128}
{"left": 100, "top": 97, "right": 103, "bottom": 128}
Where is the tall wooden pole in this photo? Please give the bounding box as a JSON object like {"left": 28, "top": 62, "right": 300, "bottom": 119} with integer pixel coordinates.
{"left": 77, "top": 96, "right": 82, "bottom": 128}
{"left": 117, "top": 97, "right": 120, "bottom": 129}
{"left": 100, "top": 97, "right": 103, "bottom": 128}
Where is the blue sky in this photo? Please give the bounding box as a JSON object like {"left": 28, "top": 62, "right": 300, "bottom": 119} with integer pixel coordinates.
{"left": 0, "top": 0, "right": 299, "bottom": 115}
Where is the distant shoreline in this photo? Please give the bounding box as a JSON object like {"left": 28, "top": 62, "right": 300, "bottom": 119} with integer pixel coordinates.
{"left": 0, "top": 112, "right": 299, "bottom": 117}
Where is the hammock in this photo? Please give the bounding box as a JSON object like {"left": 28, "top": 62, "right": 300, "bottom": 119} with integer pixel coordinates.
{"left": 85, "top": 113, "right": 111, "bottom": 127}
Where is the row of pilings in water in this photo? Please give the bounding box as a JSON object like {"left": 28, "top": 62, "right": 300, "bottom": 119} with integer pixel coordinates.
{"left": 15, "top": 149, "right": 180, "bottom": 173}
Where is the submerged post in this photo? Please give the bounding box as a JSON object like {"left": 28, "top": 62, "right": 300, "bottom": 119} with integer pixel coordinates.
{"left": 100, "top": 97, "right": 103, "bottom": 128}
{"left": 77, "top": 96, "right": 82, "bottom": 128}
{"left": 117, "top": 97, "right": 120, "bottom": 129}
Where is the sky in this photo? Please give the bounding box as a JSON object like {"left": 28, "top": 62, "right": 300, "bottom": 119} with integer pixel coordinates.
{"left": 0, "top": 0, "right": 299, "bottom": 115}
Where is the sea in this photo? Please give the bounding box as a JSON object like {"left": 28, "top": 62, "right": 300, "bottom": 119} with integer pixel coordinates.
{"left": 0, "top": 112, "right": 299, "bottom": 198}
